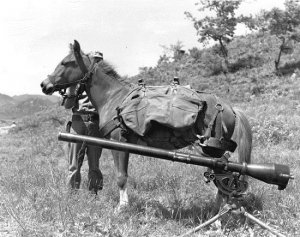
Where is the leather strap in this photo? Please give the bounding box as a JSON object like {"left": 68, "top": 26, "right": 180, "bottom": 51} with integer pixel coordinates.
{"left": 202, "top": 137, "right": 237, "bottom": 152}
{"left": 199, "top": 102, "right": 236, "bottom": 153}
{"left": 99, "top": 118, "right": 121, "bottom": 138}
{"left": 204, "top": 103, "right": 224, "bottom": 138}
{"left": 73, "top": 44, "right": 98, "bottom": 84}
{"left": 72, "top": 114, "right": 99, "bottom": 122}
{"left": 66, "top": 121, "right": 72, "bottom": 133}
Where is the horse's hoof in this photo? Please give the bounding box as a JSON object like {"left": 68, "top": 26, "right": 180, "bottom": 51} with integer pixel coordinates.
{"left": 114, "top": 202, "right": 129, "bottom": 214}
{"left": 68, "top": 188, "right": 80, "bottom": 195}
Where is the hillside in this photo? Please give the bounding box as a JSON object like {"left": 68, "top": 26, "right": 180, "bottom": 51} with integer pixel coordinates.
{"left": 131, "top": 33, "right": 300, "bottom": 103}
{"left": 0, "top": 94, "right": 60, "bottom": 120}
{"left": 13, "top": 94, "right": 60, "bottom": 104}
{"left": 0, "top": 93, "right": 15, "bottom": 107}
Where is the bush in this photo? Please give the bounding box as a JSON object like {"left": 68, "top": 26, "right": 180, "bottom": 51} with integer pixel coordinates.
{"left": 188, "top": 47, "right": 202, "bottom": 62}
{"left": 200, "top": 51, "right": 224, "bottom": 76}
{"left": 229, "top": 54, "right": 263, "bottom": 73}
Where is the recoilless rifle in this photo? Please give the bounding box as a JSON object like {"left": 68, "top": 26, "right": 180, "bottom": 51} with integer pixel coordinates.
{"left": 58, "top": 132, "right": 294, "bottom": 196}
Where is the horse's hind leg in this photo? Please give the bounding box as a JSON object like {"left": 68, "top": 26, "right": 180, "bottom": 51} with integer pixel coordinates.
{"left": 111, "top": 149, "right": 129, "bottom": 210}
{"left": 232, "top": 109, "right": 252, "bottom": 184}
{"left": 210, "top": 109, "right": 252, "bottom": 220}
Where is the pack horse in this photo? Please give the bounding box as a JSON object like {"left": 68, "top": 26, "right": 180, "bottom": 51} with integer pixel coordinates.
{"left": 40, "top": 40, "right": 292, "bottom": 213}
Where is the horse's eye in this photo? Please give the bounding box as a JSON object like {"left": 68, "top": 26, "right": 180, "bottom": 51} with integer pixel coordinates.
{"left": 61, "top": 61, "right": 66, "bottom": 66}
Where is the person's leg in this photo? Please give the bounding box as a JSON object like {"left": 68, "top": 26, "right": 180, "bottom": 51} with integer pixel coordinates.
{"left": 86, "top": 120, "right": 103, "bottom": 193}
{"left": 67, "top": 116, "right": 87, "bottom": 189}
{"left": 67, "top": 141, "right": 83, "bottom": 189}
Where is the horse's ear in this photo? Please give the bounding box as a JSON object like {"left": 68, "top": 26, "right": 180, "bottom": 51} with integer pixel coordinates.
{"left": 73, "top": 40, "right": 81, "bottom": 53}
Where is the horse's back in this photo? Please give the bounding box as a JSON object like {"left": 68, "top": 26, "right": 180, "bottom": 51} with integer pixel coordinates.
{"left": 119, "top": 85, "right": 205, "bottom": 139}
{"left": 119, "top": 86, "right": 236, "bottom": 152}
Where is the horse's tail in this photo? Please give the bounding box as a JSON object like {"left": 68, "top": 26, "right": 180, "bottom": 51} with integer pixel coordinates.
{"left": 231, "top": 108, "right": 252, "bottom": 165}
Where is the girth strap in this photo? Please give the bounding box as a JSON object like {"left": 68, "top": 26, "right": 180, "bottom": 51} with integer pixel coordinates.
{"left": 99, "top": 117, "right": 122, "bottom": 138}
{"left": 201, "top": 137, "right": 237, "bottom": 152}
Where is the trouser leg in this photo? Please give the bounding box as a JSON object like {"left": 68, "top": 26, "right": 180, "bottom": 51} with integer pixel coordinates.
{"left": 66, "top": 116, "right": 87, "bottom": 189}
{"left": 67, "top": 141, "right": 85, "bottom": 189}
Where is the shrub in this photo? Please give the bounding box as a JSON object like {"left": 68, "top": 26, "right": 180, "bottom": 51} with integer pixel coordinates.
{"left": 229, "top": 54, "right": 263, "bottom": 73}
{"left": 188, "top": 47, "right": 202, "bottom": 62}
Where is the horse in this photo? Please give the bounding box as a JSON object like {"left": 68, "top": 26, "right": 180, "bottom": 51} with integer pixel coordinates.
{"left": 40, "top": 40, "right": 252, "bottom": 213}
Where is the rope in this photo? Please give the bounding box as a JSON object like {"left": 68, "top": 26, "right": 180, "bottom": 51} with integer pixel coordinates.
{"left": 77, "top": 141, "right": 87, "bottom": 170}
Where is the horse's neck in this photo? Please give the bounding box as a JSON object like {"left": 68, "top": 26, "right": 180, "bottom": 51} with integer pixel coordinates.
{"left": 87, "top": 70, "right": 130, "bottom": 126}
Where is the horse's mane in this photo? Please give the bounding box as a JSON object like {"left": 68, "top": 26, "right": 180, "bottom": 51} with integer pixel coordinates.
{"left": 97, "top": 60, "right": 130, "bottom": 86}
{"left": 69, "top": 43, "right": 129, "bottom": 86}
{"left": 97, "top": 60, "right": 120, "bottom": 79}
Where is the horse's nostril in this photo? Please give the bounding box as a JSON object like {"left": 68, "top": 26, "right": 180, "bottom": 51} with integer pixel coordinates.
{"left": 46, "top": 85, "right": 55, "bottom": 95}
{"left": 40, "top": 82, "right": 54, "bottom": 95}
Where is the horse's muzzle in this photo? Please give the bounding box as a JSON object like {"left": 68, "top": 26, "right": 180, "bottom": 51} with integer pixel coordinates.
{"left": 40, "top": 78, "right": 55, "bottom": 95}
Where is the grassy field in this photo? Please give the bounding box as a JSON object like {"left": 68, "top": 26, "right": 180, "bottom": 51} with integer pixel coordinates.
{"left": 0, "top": 73, "right": 300, "bottom": 236}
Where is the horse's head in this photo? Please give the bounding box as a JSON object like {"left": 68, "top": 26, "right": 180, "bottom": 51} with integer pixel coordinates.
{"left": 40, "top": 40, "right": 91, "bottom": 95}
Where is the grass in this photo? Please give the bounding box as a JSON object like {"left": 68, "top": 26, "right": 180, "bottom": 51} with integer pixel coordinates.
{"left": 1, "top": 81, "right": 300, "bottom": 237}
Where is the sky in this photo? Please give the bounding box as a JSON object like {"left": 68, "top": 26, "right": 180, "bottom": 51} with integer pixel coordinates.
{"left": 0, "top": 0, "right": 285, "bottom": 96}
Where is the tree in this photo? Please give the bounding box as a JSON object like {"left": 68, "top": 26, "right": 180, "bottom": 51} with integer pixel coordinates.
{"left": 256, "top": 0, "right": 300, "bottom": 70}
{"left": 160, "top": 41, "right": 186, "bottom": 61}
{"left": 185, "top": 0, "right": 250, "bottom": 72}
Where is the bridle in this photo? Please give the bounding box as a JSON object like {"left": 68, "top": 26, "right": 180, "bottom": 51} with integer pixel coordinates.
{"left": 57, "top": 51, "right": 100, "bottom": 105}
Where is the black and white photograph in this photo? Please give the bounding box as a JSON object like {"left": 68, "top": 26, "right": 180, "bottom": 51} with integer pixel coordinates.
{"left": 1, "top": 0, "right": 299, "bottom": 236}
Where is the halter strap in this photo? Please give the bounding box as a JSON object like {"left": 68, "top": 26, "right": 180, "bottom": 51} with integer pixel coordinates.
{"left": 49, "top": 54, "right": 94, "bottom": 89}
{"left": 74, "top": 52, "right": 100, "bottom": 85}
{"left": 59, "top": 54, "right": 99, "bottom": 103}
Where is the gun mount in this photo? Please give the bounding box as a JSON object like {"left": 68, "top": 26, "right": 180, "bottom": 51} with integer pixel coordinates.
{"left": 58, "top": 132, "right": 293, "bottom": 193}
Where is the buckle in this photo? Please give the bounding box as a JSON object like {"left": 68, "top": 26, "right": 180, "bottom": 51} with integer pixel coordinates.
{"left": 215, "top": 103, "right": 224, "bottom": 111}
{"left": 196, "top": 135, "right": 207, "bottom": 147}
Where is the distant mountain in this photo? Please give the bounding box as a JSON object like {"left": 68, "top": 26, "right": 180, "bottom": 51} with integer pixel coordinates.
{"left": 13, "top": 94, "right": 60, "bottom": 104}
{"left": 0, "top": 93, "right": 61, "bottom": 120}
{"left": 0, "top": 93, "right": 16, "bottom": 107}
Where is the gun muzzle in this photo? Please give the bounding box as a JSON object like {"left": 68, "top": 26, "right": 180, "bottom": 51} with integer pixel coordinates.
{"left": 243, "top": 163, "right": 294, "bottom": 190}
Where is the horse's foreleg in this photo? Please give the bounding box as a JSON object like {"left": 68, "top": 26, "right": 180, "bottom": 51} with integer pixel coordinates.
{"left": 87, "top": 146, "right": 103, "bottom": 193}
{"left": 111, "top": 149, "right": 129, "bottom": 210}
